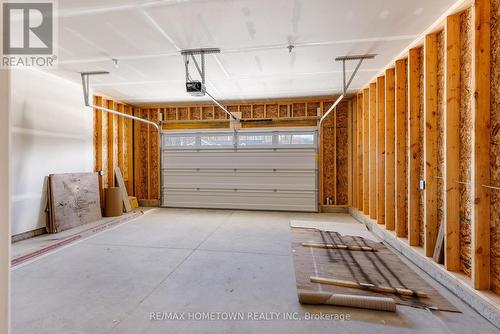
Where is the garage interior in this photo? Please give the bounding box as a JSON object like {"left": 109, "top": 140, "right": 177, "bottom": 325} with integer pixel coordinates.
{"left": 1, "top": 0, "right": 499, "bottom": 333}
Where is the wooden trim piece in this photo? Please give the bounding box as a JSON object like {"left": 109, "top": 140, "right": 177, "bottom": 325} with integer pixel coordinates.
{"left": 408, "top": 47, "right": 422, "bottom": 246}
{"left": 369, "top": 83, "right": 377, "bottom": 219}
{"left": 472, "top": 0, "right": 490, "bottom": 290}
{"left": 445, "top": 13, "right": 461, "bottom": 272}
{"left": 376, "top": 76, "right": 386, "bottom": 225}
{"left": 385, "top": 68, "right": 396, "bottom": 231}
{"left": 363, "top": 89, "right": 370, "bottom": 214}
{"left": 395, "top": 59, "right": 408, "bottom": 238}
{"left": 424, "top": 34, "right": 439, "bottom": 256}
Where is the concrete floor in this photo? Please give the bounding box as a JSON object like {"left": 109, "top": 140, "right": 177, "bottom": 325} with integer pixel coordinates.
{"left": 11, "top": 208, "right": 499, "bottom": 334}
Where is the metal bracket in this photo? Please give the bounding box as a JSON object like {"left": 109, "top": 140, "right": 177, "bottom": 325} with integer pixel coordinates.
{"left": 319, "top": 54, "right": 376, "bottom": 130}
{"left": 181, "top": 48, "right": 238, "bottom": 121}
{"left": 80, "top": 71, "right": 160, "bottom": 130}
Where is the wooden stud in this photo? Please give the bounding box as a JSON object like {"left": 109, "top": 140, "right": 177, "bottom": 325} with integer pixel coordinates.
{"left": 147, "top": 109, "right": 151, "bottom": 200}
{"left": 107, "top": 100, "right": 115, "bottom": 188}
{"left": 117, "top": 104, "right": 125, "bottom": 176}
{"left": 357, "top": 94, "right": 364, "bottom": 211}
{"left": 369, "top": 83, "right": 377, "bottom": 219}
{"left": 395, "top": 59, "right": 408, "bottom": 238}
{"left": 126, "top": 105, "right": 134, "bottom": 196}
{"left": 425, "top": 34, "right": 439, "bottom": 256}
{"left": 377, "top": 76, "right": 385, "bottom": 225}
{"left": 445, "top": 13, "right": 461, "bottom": 272}
{"left": 472, "top": 0, "right": 490, "bottom": 290}
{"left": 408, "top": 47, "right": 423, "bottom": 246}
{"left": 385, "top": 69, "right": 396, "bottom": 231}
{"left": 363, "top": 89, "right": 370, "bottom": 214}
{"left": 94, "top": 95, "right": 104, "bottom": 208}
{"left": 352, "top": 97, "right": 358, "bottom": 208}
{"left": 333, "top": 107, "right": 337, "bottom": 204}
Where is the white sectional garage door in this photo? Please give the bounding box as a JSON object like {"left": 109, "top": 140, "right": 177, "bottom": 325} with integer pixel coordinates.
{"left": 160, "top": 130, "right": 318, "bottom": 212}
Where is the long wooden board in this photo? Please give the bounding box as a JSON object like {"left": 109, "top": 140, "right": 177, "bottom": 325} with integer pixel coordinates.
{"left": 115, "top": 166, "right": 132, "bottom": 212}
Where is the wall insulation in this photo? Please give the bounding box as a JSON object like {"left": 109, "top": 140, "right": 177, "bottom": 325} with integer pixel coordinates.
{"left": 436, "top": 30, "right": 445, "bottom": 237}
{"left": 490, "top": 0, "right": 500, "bottom": 294}
{"left": 459, "top": 8, "right": 473, "bottom": 277}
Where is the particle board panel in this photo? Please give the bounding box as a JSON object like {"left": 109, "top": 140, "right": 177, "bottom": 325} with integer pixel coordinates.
{"left": 214, "top": 106, "right": 228, "bottom": 120}
{"left": 322, "top": 125, "right": 335, "bottom": 204}
{"left": 363, "top": 89, "right": 370, "bottom": 214}
{"left": 377, "top": 76, "right": 385, "bottom": 225}
{"left": 395, "top": 59, "right": 408, "bottom": 238}
{"left": 292, "top": 103, "right": 306, "bottom": 118}
{"left": 436, "top": 30, "right": 446, "bottom": 257}
{"left": 425, "top": 35, "right": 439, "bottom": 256}
{"left": 459, "top": 9, "right": 473, "bottom": 277}
{"left": 178, "top": 107, "right": 189, "bottom": 121}
{"left": 336, "top": 101, "right": 348, "bottom": 205}
{"left": 307, "top": 102, "right": 320, "bottom": 117}
{"left": 279, "top": 104, "right": 289, "bottom": 118}
{"left": 369, "top": 83, "right": 377, "bottom": 220}
{"left": 190, "top": 106, "right": 202, "bottom": 120}
{"left": 445, "top": 13, "right": 462, "bottom": 272}
{"left": 266, "top": 104, "right": 279, "bottom": 118}
{"left": 149, "top": 109, "right": 161, "bottom": 201}
{"left": 134, "top": 108, "right": 149, "bottom": 200}
{"left": 472, "top": 0, "right": 491, "bottom": 290}
{"left": 165, "top": 107, "right": 176, "bottom": 120}
{"left": 202, "top": 106, "right": 215, "bottom": 120}
{"left": 408, "top": 47, "right": 423, "bottom": 247}
{"left": 253, "top": 104, "right": 265, "bottom": 118}
{"left": 357, "top": 94, "right": 364, "bottom": 211}
{"left": 385, "top": 68, "right": 396, "bottom": 231}
{"left": 490, "top": 0, "right": 500, "bottom": 294}
{"left": 49, "top": 173, "right": 102, "bottom": 232}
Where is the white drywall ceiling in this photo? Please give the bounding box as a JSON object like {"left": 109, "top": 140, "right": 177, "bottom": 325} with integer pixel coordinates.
{"left": 49, "top": 0, "right": 457, "bottom": 104}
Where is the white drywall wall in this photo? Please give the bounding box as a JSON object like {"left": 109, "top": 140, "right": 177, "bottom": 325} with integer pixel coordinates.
{"left": 10, "top": 68, "right": 93, "bottom": 236}
{"left": 0, "top": 68, "right": 11, "bottom": 334}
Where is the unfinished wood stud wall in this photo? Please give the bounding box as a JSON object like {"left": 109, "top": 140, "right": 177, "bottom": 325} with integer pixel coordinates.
{"left": 349, "top": 0, "right": 497, "bottom": 295}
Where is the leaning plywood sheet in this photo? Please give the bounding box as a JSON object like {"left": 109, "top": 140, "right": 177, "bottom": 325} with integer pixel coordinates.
{"left": 291, "top": 227, "right": 458, "bottom": 312}
{"left": 49, "top": 172, "right": 102, "bottom": 232}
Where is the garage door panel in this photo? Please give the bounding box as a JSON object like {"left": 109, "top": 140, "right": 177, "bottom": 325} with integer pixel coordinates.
{"left": 160, "top": 130, "right": 318, "bottom": 212}
{"left": 162, "top": 170, "right": 316, "bottom": 191}
{"left": 161, "top": 149, "right": 316, "bottom": 170}
{"left": 162, "top": 189, "right": 317, "bottom": 212}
